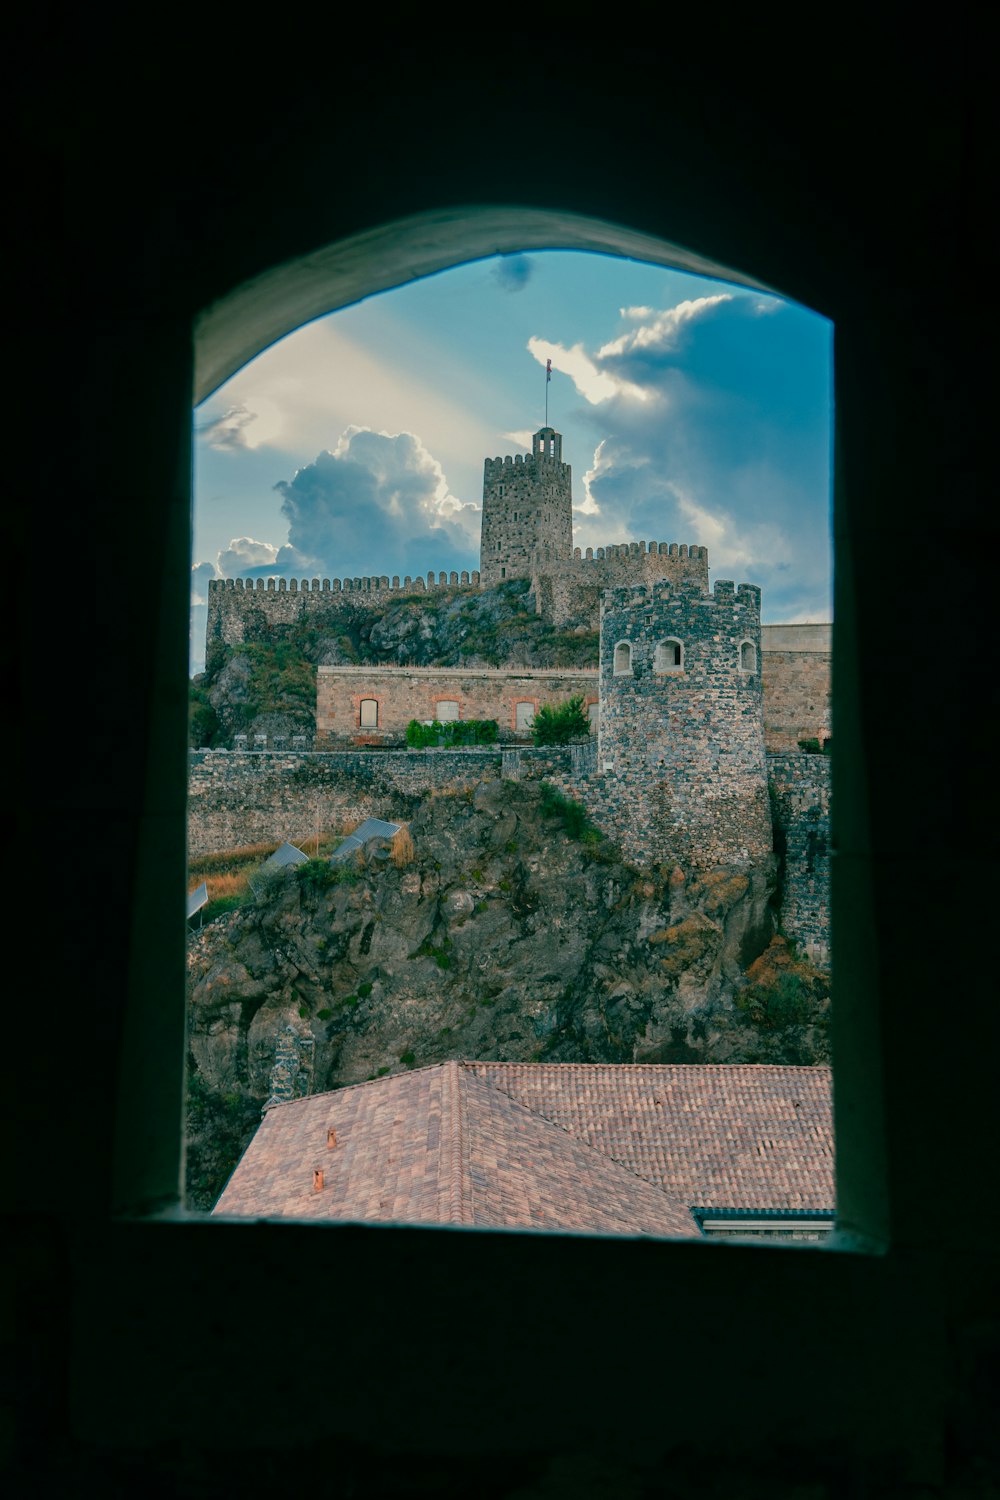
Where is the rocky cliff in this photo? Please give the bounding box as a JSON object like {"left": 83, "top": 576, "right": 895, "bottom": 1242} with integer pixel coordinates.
{"left": 186, "top": 777, "right": 830, "bottom": 1208}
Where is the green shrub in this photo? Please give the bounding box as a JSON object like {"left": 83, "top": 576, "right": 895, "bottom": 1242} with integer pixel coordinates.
{"left": 797, "top": 737, "right": 831, "bottom": 754}
{"left": 199, "top": 894, "right": 247, "bottom": 923}
{"left": 405, "top": 718, "right": 499, "bottom": 748}
{"left": 188, "top": 688, "right": 221, "bottom": 748}
{"left": 295, "top": 857, "right": 359, "bottom": 894}
{"left": 400, "top": 1050, "right": 416, "bottom": 1068}
{"left": 317, "top": 1008, "right": 333, "bottom": 1020}
{"left": 538, "top": 782, "right": 591, "bottom": 839}
{"left": 532, "top": 696, "right": 590, "bottom": 746}
{"left": 295, "top": 858, "right": 338, "bottom": 894}
{"left": 737, "top": 973, "right": 815, "bottom": 1029}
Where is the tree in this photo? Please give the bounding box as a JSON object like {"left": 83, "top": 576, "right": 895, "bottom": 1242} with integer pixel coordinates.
{"left": 532, "top": 696, "right": 590, "bottom": 746}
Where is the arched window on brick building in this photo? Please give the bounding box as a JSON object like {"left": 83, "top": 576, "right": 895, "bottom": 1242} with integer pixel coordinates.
{"left": 359, "top": 698, "right": 379, "bottom": 729}
{"left": 614, "top": 641, "right": 632, "bottom": 674}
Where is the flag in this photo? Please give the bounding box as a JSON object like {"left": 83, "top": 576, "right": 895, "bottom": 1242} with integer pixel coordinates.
{"left": 546, "top": 358, "right": 552, "bottom": 382}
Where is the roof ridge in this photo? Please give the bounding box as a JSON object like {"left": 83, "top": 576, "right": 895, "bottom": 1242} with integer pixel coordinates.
{"left": 445, "top": 1059, "right": 465, "bottom": 1224}
{"left": 461, "top": 1061, "right": 832, "bottom": 1076}
{"left": 458, "top": 1069, "right": 697, "bottom": 1227}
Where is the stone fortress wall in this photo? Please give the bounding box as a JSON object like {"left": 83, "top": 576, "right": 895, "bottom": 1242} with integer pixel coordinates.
{"left": 186, "top": 744, "right": 579, "bottom": 860}
{"left": 766, "top": 752, "right": 831, "bottom": 965}
{"left": 759, "top": 624, "right": 832, "bottom": 753}
{"left": 311, "top": 628, "right": 829, "bottom": 752}
{"left": 532, "top": 541, "right": 709, "bottom": 629}
{"left": 592, "top": 579, "right": 771, "bottom": 869}
{"left": 205, "top": 569, "right": 481, "bottom": 677}
{"left": 199, "top": 423, "right": 831, "bottom": 948}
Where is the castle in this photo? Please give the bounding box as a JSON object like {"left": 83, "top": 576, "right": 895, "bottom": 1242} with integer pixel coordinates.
{"left": 204, "top": 424, "right": 714, "bottom": 666}
{"left": 206, "top": 423, "right": 830, "bottom": 762}
{"left": 198, "top": 426, "right": 829, "bottom": 945}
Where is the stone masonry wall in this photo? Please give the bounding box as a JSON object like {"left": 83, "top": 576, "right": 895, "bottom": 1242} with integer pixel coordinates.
{"left": 479, "top": 430, "right": 573, "bottom": 589}
{"left": 533, "top": 542, "right": 710, "bottom": 628}
{"left": 205, "top": 573, "right": 481, "bottom": 675}
{"left": 767, "top": 752, "right": 831, "bottom": 964}
{"left": 316, "top": 665, "right": 598, "bottom": 744}
{"left": 596, "top": 580, "right": 770, "bottom": 869}
{"left": 760, "top": 626, "right": 832, "bottom": 753}
{"left": 186, "top": 746, "right": 576, "bottom": 859}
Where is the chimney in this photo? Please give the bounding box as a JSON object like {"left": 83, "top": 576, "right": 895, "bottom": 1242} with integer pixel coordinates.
{"left": 327, "top": 1127, "right": 337, "bottom": 1149}
{"left": 313, "top": 1167, "right": 324, "bottom": 1191}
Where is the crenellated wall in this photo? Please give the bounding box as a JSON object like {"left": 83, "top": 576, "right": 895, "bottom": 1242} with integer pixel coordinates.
{"left": 533, "top": 540, "right": 710, "bottom": 627}
{"left": 205, "top": 571, "right": 481, "bottom": 674}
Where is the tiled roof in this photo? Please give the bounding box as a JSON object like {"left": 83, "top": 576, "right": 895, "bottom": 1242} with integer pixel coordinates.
{"left": 467, "top": 1062, "right": 834, "bottom": 1212}
{"left": 212, "top": 1061, "right": 834, "bottom": 1232}
{"left": 213, "top": 1062, "right": 696, "bottom": 1235}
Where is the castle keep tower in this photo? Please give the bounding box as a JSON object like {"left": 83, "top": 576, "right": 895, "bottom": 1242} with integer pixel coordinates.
{"left": 479, "top": 426, "right": 573, "bottom": 588}
{"left": 598, "top": 579, "right": 770, "bottom": 869}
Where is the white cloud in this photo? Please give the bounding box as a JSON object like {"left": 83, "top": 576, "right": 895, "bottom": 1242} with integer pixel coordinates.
{"left": 190, "top": 558, "right": 219, "bottom": 603}
{"left": 597, "top": 295, "right": 732, "bottom": 358}
{"left": 527, "top": 337, "right": 649, "bottom": 405}
{"left": 218, "top": 537, "right": 281, "bottom": 576}
{"left": 579, "top": 440, "right": 608, "bottom": 515}
{"left": 273, "top": 427, "right": 479, "bottom": 581}
{"left": 195, "top": 320, "right": 498, "bottom": 499}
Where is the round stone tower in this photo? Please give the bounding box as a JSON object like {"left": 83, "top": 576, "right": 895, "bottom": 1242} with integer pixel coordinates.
{"left": 479, "top": 426, "right": 573, "bottom": 588}
{"left": 598, "top": 578, "right": 770, "bottom": 869}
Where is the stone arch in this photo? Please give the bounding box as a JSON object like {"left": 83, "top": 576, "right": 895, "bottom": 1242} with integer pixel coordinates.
{"left": 613, "top": 640, "right": 632, "bottom": 675}
{"left": 193, "top": 209, "right": 767, "bottom": 404}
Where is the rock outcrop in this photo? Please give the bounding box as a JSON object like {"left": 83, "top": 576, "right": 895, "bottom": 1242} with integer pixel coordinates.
{"left": 185, "top": 778, "right": 830, "bottom": 1208}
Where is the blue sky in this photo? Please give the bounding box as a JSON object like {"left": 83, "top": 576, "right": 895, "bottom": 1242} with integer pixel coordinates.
{"left": 191, "top": 251, "right": 832, "bottom": 674}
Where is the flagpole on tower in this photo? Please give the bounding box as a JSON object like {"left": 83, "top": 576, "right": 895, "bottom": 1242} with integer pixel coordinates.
{"left": 545, "top": 358, "right": 552, "bottom": 427}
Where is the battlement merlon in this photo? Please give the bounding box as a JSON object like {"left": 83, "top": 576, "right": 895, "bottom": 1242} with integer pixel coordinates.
{"left": 600, "top": 577, "right": 762, "bottom": 616}
{"left": 566, "top": 542, "right": 709, "bottom": 564}
{"left": 207, "top": 570, "right": 481, "bottom": 595}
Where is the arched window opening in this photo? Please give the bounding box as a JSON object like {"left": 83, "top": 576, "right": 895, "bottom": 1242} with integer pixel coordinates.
{"left": 184, "top": 212, "right": 836, "bottom": 1244}
{"left": 740, "top": 640, "right": 757, "bottom": 672}
{"left": 654, "top": 639, "right": 683, "bottom": 672}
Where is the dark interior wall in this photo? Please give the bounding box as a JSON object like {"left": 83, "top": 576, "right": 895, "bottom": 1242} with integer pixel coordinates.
{"left": 9, "top": 15, "right": 995, "bottom": 1496}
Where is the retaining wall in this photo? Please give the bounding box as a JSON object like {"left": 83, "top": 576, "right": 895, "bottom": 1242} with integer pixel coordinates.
{"left": 186, "top": 746, "right": 575, "bottom": 859}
